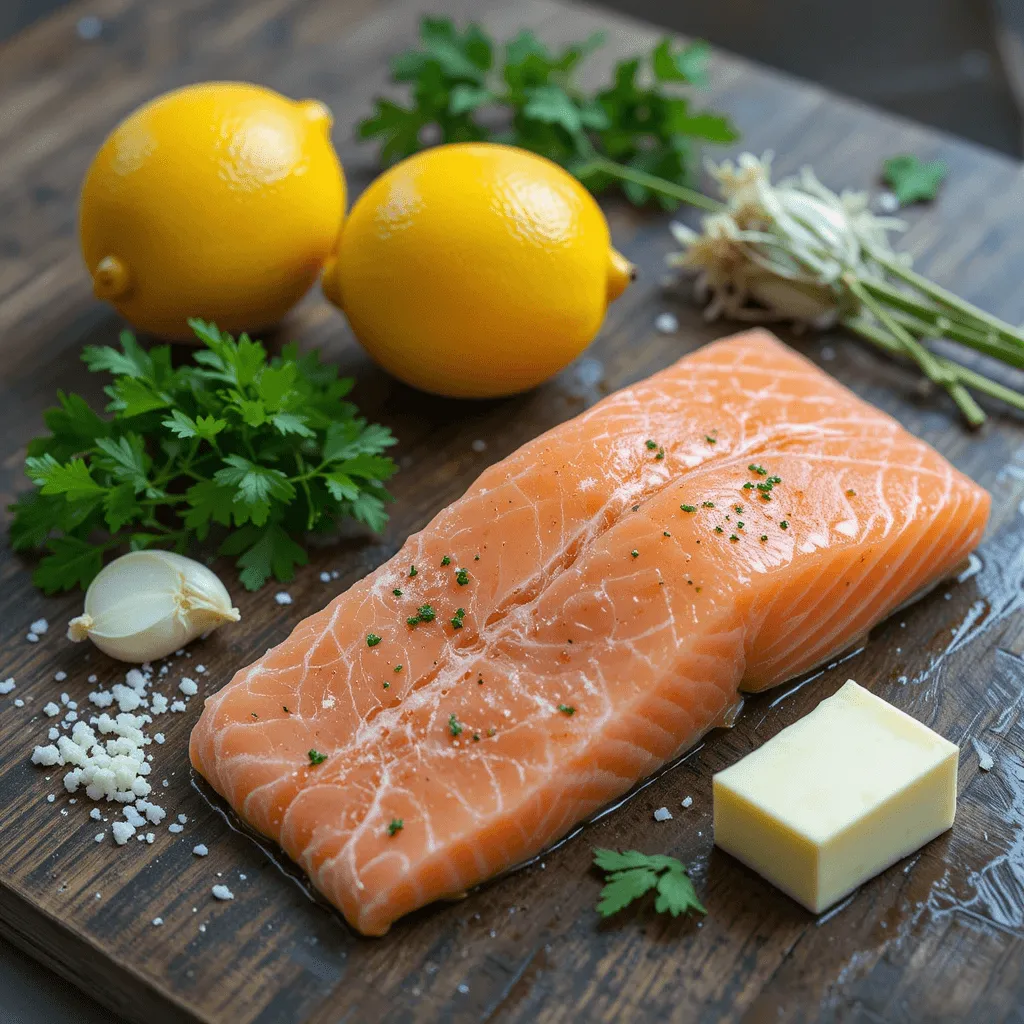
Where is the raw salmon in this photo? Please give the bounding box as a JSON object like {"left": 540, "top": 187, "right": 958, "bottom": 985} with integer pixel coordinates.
{"left": 190, "top": 329, "right": 990, "bottom": 935}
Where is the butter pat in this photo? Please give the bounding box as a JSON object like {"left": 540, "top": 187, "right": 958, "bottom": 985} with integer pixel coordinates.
{"left": 713, "top": 680, "right": 958, "bottom": 913}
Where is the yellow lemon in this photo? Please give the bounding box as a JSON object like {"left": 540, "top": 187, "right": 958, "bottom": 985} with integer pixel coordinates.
{"left": 322, "top": 143, "right": 632, "bottom": 398}
{"left": 80, "top": 82, "right": 346, "bottom": 340}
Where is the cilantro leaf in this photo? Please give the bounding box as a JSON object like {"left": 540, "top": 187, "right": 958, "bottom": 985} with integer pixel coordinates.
{"left": 33, "top": 537, "right": 105, "bottom": 594}
{"left": 10, "top": 320, "right": 398, "bottom": 593}
{"left": 654, "top": 866, "right": 706, "bottom": 917}
{"left": 882, "top": 154, "right": 948, "bottom": 206}
{"left": 597, "top": 867, "right": 659, "bottom": 916}
{"left": 214, "top": 455, "right": 296, "bottom": 507}
{"left": 593, "top": 848, "right": 706, "bottom": 919}
{"left": 359, "top": 17, "right": 736, "bottom": 207}
{"left": 221, "top": 523, "right": 309, "bottom": 591}
{"left": 26, "top": 455, "right": 105, "bottom": 500}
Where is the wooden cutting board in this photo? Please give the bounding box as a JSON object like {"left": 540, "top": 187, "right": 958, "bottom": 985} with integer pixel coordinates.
{"left": 3, "top": 0, "right": 1024, "bottom": 1021}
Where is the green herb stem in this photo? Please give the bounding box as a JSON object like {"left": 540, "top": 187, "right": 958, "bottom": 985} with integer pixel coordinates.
{"left": 575, "top": 156, "right": 725, "bottom": 213}
{"left": 872, "top": 251, "right": 1024, "bottom": 350}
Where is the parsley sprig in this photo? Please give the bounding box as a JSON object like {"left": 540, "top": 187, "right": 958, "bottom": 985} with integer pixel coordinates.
{"left": 359, "top": 17, "right": 737, "bottom": 210}
{"left": 593, "top": 848, "right": 706, "bottom": 919}
{"left": 10, "top": 320, "right": 398, "bottom": 593}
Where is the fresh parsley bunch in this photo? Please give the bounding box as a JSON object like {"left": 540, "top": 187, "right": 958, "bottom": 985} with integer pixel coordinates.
{"left": 359, "top": 17, "right": 738, "bottom": 210}
{"left": 593, "top": 848, "right": 706, "bottom": 918}
{"left": 10, "top": 320, "right": 398, "bottom": 594}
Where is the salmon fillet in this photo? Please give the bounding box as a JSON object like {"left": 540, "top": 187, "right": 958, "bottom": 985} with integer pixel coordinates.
{"left": 190, "top": 329, "right": 990, "bottom": 935}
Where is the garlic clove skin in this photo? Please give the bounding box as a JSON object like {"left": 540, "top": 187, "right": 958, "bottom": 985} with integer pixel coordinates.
{"left": 67, "top": 550, "right": 240, "bottom": 663}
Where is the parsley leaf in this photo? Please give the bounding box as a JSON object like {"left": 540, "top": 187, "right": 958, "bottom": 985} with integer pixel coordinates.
{"left": 593, "top": 848, "right": 706, "bottom": 919}
{"left": 882, "top": 154, "right": 948, "bottom": 206}
{"left": 360, "top": 18, "right": 737, "bottom": 208}
{"left": 9, "top": 320, "right": 398, "bottom": 593}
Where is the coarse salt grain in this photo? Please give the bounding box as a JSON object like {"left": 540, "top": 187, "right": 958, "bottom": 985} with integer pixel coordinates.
{"left": 653, "top": 806, "right": 673, "bottom": 822}
{"left": 94, "top": 833, "right": 105, "bottom": 843}
{"left": 655, "top": 312, "right": 679, "bottom": 334}
{"left": 168, "top": 823, "right": 184, "bottom": 834}
{"left": 179, "top": 679, "right": 198, "bottom": 696}
{"left": 154, "top": 733, "right": 165, "bottom": 744}
{"left": 26, "top": 633, "right": 39, "bottom": 643}
{"left": 195, "top": 665, "right": 206, "bottom": 674}
{"left": 13, "top": 699, "right": 24, "bottom": 708}
{"left": 152, "top": 917, "right": 163, "bottom": 927}
{"left": 320, "top": 572, "right": 331, "bottom": 583}
{"left": 54, "top": 671, "right": 67, "bottom": 682}
{"left": 178, "top": 814, "right": 187, "bottom": 824}
{"left": 170, "top": 700, "right": 187, "bottom": 713}
{"left": 274, "top": 592, "right": 293, "bottom": 606}
{"left": 212, "top": 885, "right": 234, "bottom": 901}
{"left": 31, "top": 618, "right": 49, "bottom": 635}
{"left": 193, "top": 844, "right": 209, "bottom": 857}
{"left": 681, "top": 796, "right": 693, "bottom": 808}
{"left": 43, "top": 703, "right": 60, "bottom": 717}
{"left": 0, "top": 678, "right": 15, "bottom": 695}
{"left": 112, "top": 821, "right": 135, "bottom": 845}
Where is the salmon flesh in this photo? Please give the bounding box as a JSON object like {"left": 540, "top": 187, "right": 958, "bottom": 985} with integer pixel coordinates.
{"left": 190, "top": 330, "right": 990, "bottom": 935}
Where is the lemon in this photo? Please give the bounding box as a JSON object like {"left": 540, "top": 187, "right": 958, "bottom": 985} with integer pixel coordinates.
{"left": 322, "top": 143, "right": 633, "bottom": 398}
{"left": 80, "top": 82, "right": 346, "bottom": 340}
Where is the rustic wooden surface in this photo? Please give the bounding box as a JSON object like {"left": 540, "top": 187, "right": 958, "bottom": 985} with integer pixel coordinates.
{"left": 3, "top": 0, "right": 1024, "bottom": 1022}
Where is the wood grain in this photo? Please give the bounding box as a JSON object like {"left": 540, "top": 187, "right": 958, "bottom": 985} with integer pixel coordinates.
{"left": 3, "top": 0, "right": 1024, "bottom": 1021}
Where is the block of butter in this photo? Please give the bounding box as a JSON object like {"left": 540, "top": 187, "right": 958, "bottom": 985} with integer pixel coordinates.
{"left": 713, "top": 679, "right": 958, "bottom": 913}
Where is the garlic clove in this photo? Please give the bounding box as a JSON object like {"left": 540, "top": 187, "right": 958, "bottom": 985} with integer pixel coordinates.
{"left": 67, "top": 551, "right": 240, "bottom": 663}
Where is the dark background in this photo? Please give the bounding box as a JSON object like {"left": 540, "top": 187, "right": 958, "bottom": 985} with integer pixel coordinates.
{"left": 1, "top": 0, "right": 1022, "bottom": 1021}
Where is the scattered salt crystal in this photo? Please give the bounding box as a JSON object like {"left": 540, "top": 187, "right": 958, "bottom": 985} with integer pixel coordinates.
{"left": 973, "top": 739, "right": 995, "bottom": 771}
{"left": 0, "top": 679, "right": 15, "bottom": 695}
{"left": 653, "top": 806, "right": 673, "bottom": 821}
{"left": 150, "top": 694, "right": 169, "bottom": 714}
{"left": 681, "top": 796, "right": 693, "bottom": 808}
{"left": 212, "top": 885, "right": 234, "bottom": 901}
{"left": 54, "top": 671, "right": 67, "bottom": 682}
{"left": 60, "top": 693, "right": 70, "bottom": 705}
{"left": 457, "top": 984, "right": 470, "bottom": 995}
{"left": 26, "top": 633, "right": 39, "bottom": 643}
{"left": 655, "top": 312, "right": 679, "bottom": 334}
{"left": 154, "top": 733, "right": 165, "bottom": 744}
{"left": 471, "top": 439, "right": 487, "bottom": 453}
{"left": 168, "top": 823, "right": 184, "bottom": 834}
{"left": 94, "top": 833, "right": 105, "bottom": 843}
{"left": 76, "top": 15, "right": 102, "bottom": 40}
{"left": 63, "top": 710, "right": 77, "bottom": 722}
{"left": 877, "top": 191, "right": 899, "bottom": 213}
{"left": 331, "top": 570, "right": 339, "bottom": 579}
{"left": 31, "top": 618, "right": 49, "bottom": 635}
{"left": 320, "top": 571, "right": 332, "bottom": 583}
{"left": 193, "top": 844, "right": 209, "bottom": 857}
{"left": 170, "top": 700, "right": 187, "bottom": 713}
{"left": 198, "top": 924, "right": 207, "bottom": 933}
{"left": 239, "top": 874, "right": 247, "bottom": 881}
{"left": 178, "top": 814, "right": 187, "bottom": 824}
{"left": 46, "top": 795, "right": 55, "bottom": 804}
{"left": 112, "top": 821, "right": 135, "bottom": 845}
{"left": 179, "top": 679, "right": 198, "bottom": 696}
{"left": 47, "top": 728, "right": 59, "bottom": 741}
{"left": 195, "top": 665, "right": 206, "bottom": 674}
{"left": 152, "top": 917, "right": 163, "bottom": 927}
{"left": 87, "top": 675, "right": 98, "bottom": 684}
{"left": 13, "top": 699, "right": 24, "bottom": 708}
{"left": 274, "top": 592, "right": 293, "bottom": 606}
{"left": 146, "top": 832, "right": 155, "bottom": 844}
{"left": 90, "top": 808, "right": 102, "bottom": 821}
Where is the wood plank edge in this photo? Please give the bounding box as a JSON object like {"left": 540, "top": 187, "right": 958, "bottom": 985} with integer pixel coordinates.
{"left": 0, "top": 881, "right": 201, "bottom": 1024}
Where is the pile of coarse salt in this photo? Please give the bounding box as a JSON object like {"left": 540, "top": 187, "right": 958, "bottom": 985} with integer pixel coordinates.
{"left": 29, "top": 659, "right": 200, "bottom": 847}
